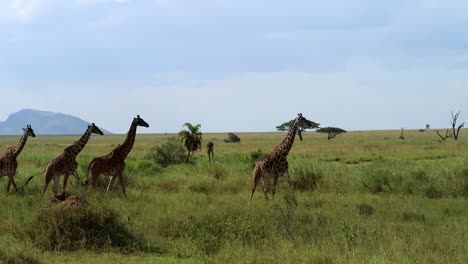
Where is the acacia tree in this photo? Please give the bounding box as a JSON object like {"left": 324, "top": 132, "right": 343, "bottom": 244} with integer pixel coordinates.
{"left": 450, "top": 111, "right": 465, "bottom": 141}
{"left": 276, "top": 118, "right": 319, "bottom": 132}
{"left": 317, "top": 127, "right": 347, "bottom": 140}
{"left": 178, "top": 123, "right": 202, "bottom": 162}
{"left": 276, "top": 119, "right": 320, "bottom": 140}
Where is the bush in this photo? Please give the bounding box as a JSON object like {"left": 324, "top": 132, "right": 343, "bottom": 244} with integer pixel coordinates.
{"left": 246, "top": 149, "right": 268, "bottom": 168}
{"left": 150, "top": 137, "right": 187, "bottom": 167}
{"left": 224, "top": 133, "right": 240, "bottom": 143}
{"left": 28, "top": 204, "right": 144, "bottom": 252}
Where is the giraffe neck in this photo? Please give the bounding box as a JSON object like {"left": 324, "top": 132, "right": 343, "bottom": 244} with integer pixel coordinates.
{"left": 10, "top": 131, "right": 29, "bottom": 158}
{"left": 116, "top": 120, "right": 138, "bottom": 159}
{"left": 274, "top": 118, "right": 300, "bottom": 156}
{"left": 66, "top": 128, "right": 93, "bottom": 157}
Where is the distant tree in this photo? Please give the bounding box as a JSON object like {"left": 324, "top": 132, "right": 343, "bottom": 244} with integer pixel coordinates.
{"left": 400, "top": 127, "right": 405, "bottom": 141}
{"left": 224, "top": 132, "right": 240, "bottom": 143}
{"left": 178, "top": 123, "right": 202, "bottom": 162}
{"left": 276, "top": 118, "right": 319, "bottom": 131}
{"left": 317, "top": 127, "right": 347, "bottom": 140}
{"left": 450, "top": 111, "right": 464, "bottom": 141}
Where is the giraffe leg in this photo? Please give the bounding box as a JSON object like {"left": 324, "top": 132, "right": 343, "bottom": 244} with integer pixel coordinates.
{"left": 262, "top": 178, "right": 270, "bottom": 200}
{"left": 250, "top": 167, "right": 262, "bottom": 203}
{"left": 272, "top": 175, "right": 279, "bottom": 199}
{"left": 284, "top": 172, "right": 294, "bottom": 190}
{"left": 72, "top": 171, "right": 82, "bottom": 186}
{"left": 106, "top": 176, "right": 117, "bottom": 193}
{"left": 10, "top": 178, "right": 18, "bottom": 192}
{"left": 52, "top": 176, "right": 60, "bottom": 197}
{"left": 90, "top": 170, "right": 100, "bottom": 189}
{"left": 6, "top": 176, "right": 11, "bottom": 192}
{"left": 62, "top": 174, "right": 69, "bottom": 194}
{"left": 42, "top": 172, "right": 53, "bottom": 197}
{"left": 117, "top": 173, "right": 127, "bottom": 197}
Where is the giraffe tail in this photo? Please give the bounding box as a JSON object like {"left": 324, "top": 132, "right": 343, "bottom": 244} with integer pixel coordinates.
{"left": 23, "top": 170, "right": 46, "bottom": 187}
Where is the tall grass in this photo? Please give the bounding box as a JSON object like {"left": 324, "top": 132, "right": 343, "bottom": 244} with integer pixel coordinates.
{"left": 0, "top": 131, "right": 467, "bottom": 263}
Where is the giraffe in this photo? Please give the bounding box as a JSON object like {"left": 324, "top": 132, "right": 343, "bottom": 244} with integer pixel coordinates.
{"left": 250, "top": 113, "right": 309, "bottom": 202}
{"left": 39, "top": 123, "right": 103, "bottom": 197}
{"left": 0, "top": 125, "right": 35, "bottom": 192}
{"left": 207, "top": 142, "right": 214, "bottom": 163}
{"left": 86, "top": 115, "right": 149, "bottom": 196}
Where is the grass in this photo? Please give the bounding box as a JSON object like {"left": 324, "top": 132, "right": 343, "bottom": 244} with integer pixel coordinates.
{"left": 0, "top": 130, "right": 467, "bottom": 263}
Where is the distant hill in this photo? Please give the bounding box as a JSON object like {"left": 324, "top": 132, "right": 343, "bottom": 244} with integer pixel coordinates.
{"left": 0, "top": 109, "right": 112, "bottom": 135}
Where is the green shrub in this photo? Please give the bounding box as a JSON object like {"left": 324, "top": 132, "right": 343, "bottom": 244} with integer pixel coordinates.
{"left": 224, "top": 132, "right": 241, "bottom": 143}
{"left": 150, "top": 137, "right": 187, "bottom": 167}
{"left": 28, "top": 204, "right": 144, "bottom": 252}
{"left": 246, "top": 149, "right": 268, "bottom": 168}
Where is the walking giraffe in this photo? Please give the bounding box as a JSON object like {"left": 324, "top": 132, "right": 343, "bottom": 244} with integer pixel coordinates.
{"left": 26, "top": 123, "right": 103, "bottom": 197}
{"left": 207, "top": 142, "right": 214, "bottom": 163}
{"left": 250, "top": 113, "right": 310, "bottom": 201}
{"left": 0, "top": 125, "right": 35, "bottom": 192}
{"left": 86, "top": 115, "right": 149, "bottom": 196}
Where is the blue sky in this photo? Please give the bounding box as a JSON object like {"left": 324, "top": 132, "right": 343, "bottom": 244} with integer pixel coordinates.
{"left": 0, "top": 0, "right": 467, "bottom": 133}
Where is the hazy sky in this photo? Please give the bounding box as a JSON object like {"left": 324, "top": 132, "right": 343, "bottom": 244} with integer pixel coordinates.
{"left": 0, "top": 0, "right": 467, "bottom": 133}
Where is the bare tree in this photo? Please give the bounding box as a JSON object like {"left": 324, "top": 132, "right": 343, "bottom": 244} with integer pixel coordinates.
{"left": 435, "top": 129, "right": 452, "bottom": 142}
{"left": 450, "top": 111, "right": 465, "bottom": 141}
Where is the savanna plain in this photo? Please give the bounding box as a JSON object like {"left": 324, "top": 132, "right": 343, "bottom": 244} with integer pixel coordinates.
{"left": 0, "top": 130, "right": 467, "bottom": 263}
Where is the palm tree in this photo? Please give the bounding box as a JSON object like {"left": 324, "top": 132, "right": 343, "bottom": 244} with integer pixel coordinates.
{"left": 178, "top": 123, "right": 203, "bottom": 162}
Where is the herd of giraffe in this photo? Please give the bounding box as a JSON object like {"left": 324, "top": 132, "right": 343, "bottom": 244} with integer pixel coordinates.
{"left": 0, "top": 113, "right": 308, "bottom": 201}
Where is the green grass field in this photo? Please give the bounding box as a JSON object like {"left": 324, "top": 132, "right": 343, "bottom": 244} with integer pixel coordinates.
{"left": 0, "top": 130, "right": 467, "bottom": 263}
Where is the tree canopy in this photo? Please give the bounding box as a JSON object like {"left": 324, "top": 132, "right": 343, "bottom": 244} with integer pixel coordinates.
{"left": 276, "top": 118, "right": 320, "bottom": 131}
{"left": 316, "top": 127, "right": 347, "bottom": 140}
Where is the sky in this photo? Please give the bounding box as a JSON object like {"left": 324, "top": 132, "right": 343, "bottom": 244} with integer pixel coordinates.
{"left": 0, "top": 0, "right": 467, "bottom": 133}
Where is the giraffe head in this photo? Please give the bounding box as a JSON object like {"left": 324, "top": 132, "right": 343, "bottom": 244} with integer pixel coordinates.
{"left": 134, "top": 115, "right": 150, "bottom": 128}
{"left": 22, "top": 124, "right": 36, "bottom": 137}
{"left": 89, "top": 123, "right": 104, "bottom": 135}
{"left": 295, "top": 113, "right": 310, "bottom": 141}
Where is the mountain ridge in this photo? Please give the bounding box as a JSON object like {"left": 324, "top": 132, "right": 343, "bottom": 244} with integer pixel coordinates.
{"left": 0, "top": 109, "right": 112, "bottom": 135}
